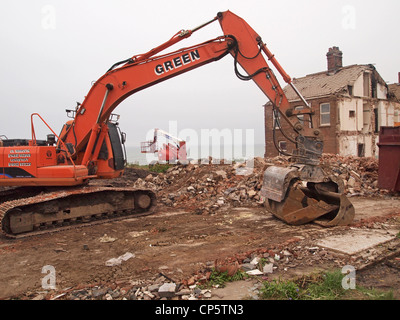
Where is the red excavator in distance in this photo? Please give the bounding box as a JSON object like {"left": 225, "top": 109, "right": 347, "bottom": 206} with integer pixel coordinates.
{"left": 141, "top": 129, "right": 187, "bottom": 164}
{"left": 0, "top": 11, "right": 355, "bottom": 238}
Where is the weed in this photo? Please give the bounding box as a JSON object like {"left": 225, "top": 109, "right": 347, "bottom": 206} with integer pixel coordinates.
{"left": 304, "top": 269, "right": 346, "bottom": 300}
{"left": 260, "top": 278, "right": 302, "bottom": 300}
{"left": 357, "top": 287, "right": 395, "bottom": 300}
{"left": 260, "top": 269, "right": 397, "bottom": 300}
{"left": 203, "top": 269, "right": 248, "bottom": 288}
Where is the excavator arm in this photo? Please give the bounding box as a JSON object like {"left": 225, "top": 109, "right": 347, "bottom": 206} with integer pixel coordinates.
{"left": 61, "top": 12, "right": 322, "bottom": 167}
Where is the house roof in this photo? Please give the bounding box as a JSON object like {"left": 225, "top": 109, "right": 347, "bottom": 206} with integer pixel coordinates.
{"left": 282, "top": 64, "right": 386, "bottom": 102}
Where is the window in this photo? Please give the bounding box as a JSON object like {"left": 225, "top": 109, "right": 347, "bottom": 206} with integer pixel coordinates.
{"left": 363, "top": 73, "right": 371, "bottom": 97}
{"left": 348, "top": 85, "right": 353, "bottom": 96}
{"left": 358, "top": 144, "right": 365, "bottom": 157}
{"left": 374, "top": 108, "right": 379, "bottom": 133}
{"left": 278, "top": 141, "right": 288, "bottom": 155}
{"left": 295, "top": 105, "right": 312, "bottom": 128}
{"left": 272, "top": 110, "right": 281, "bottom": 129}
{"left": 295, "top": 106, "right": 304, "bottom": 126}
{"left": 320, "top": 103, "right": 331, "bottom": 126}
{"left": 349, "top": 110, "right": 355, "bottom": 118}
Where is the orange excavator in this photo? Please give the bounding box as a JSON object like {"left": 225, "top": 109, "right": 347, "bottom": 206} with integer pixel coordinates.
{"left": 0, "top": 11, "right": 354, "bottom": 238}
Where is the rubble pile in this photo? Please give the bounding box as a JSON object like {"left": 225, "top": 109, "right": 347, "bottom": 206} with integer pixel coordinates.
{"left": 320, "top": 154, "right": 383, "bottom": 197}
{"left": 131, "top": 154, "right": 391, "bottom": 213}
{"left": 26, "top": 274, "right": 212, "bottom": 301}
{"left": 133, "top": 157, "right": 278, "bottom": 212}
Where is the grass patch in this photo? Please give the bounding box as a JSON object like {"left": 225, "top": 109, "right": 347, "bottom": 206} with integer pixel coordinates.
{"left": 201, "top": 269, "right": 248, "bottom": 289}
{"left": 260, "top": 269, "right": 396, "bottom": 300}
{"left": 304, "top": 269, "right": 348, "bottom": 300}
{"left": 260, "top": 278, "right": 301, "bottom": 300}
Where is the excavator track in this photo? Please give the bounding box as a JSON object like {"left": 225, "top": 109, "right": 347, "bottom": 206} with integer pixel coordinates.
{"left": 0, "top": 186, "right": 156, "bottom": 239}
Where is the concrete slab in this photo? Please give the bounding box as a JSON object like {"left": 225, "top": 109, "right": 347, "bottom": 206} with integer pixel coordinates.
{"left": 316, "top": 229, "right": 398, "bottom": 255}
{"left": 210, "top": 279, "right": 259, "bottom": 300}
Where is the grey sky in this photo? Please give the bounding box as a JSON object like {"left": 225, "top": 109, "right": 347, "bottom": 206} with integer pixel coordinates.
{"left": 1, "top": 0, "right": 399, "bottom": 147}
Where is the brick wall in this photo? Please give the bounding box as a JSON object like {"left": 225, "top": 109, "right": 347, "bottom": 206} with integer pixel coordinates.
{"left": 264, "top": 97, "right": 338, "bottom": 157}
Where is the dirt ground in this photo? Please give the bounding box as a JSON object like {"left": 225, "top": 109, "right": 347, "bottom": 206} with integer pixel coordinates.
{"left": 0, "top": 166, "right": 399, "bottom": 300}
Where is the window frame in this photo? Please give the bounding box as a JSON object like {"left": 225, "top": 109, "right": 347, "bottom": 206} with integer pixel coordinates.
{"left": 278, "top": 141, "right": 288, "bottom": 155}
{"left": 320, "top": 103, "right": 331, "bottom": 127}
{"left": 272, "top": 110, "right": 281, "bottom": 129}
{"left": 294, "top": 106, "right": 305, "bottom": 126}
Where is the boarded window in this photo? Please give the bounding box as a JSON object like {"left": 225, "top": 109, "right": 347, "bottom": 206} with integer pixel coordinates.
{"left": 320, "top": 103, "right": 331, "bottom": 126}
{"left": 363, "top": 73, "right": 371, "bottom": 97}
{"left": 348, "top": 85, "right": 353, "bottom": 96}
{"left": 358, "top": 143, "right": 365, "bottom": 157}
{"left": 363, "top": 105, "right": 371, "bottom": 133}
{"left": 374, "top": 108, "right": 379, "bottom": 133}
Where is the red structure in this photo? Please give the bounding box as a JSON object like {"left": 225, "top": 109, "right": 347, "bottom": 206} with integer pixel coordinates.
{"left": 141, "top": 129, "right": 187, "bottom": 163}
{"left": 378, "top": 126, "right": 400, "bottom": 191}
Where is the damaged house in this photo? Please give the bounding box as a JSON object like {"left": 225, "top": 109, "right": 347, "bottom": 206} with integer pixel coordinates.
{"left": 264, "top": 47, "right": 400, "bottom": 158}
{"left": 389, "top": 75, "right": 400, "bottom": 126}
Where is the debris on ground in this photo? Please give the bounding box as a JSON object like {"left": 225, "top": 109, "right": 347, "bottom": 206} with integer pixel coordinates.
{"left": 128, "top": 155, "right": 398, "bottom": 214}
{"left": 19, "top": 225, "right": 400, "bottom": 300}
{"left": 105, "top": 252, "right": 135, "bottom": 267}
{"left": 2, "top": 154, "right": 400, "bottom": 300}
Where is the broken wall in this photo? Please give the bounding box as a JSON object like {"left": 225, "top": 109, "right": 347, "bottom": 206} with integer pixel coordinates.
{"left": 377, "top": 82, "right": 387, "bottom": 100}
{"left": 264, "top": 97, "right": 338, "bottom": 157}
{"left": 378, "top": 100, "right": 398, "bottom": 128}
{"left": 338, "top": 134, "right": 374, "bottom": 157}
{"left": 352, "top": 73, "right": 364, "bottom": 97}
{"left": 338, "top": 98, "right": 364, "bottom": 131}
{"left": 337, "top": 97, "right": 376, "bottom": 157}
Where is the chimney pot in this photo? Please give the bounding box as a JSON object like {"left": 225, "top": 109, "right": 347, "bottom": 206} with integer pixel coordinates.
{"left": 327, "top": 46, "right": 343, "bottom": 72}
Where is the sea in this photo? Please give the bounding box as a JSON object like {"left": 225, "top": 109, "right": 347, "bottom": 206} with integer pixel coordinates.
{"left": 125, "top": 144, "right": 265, "bottom": 165}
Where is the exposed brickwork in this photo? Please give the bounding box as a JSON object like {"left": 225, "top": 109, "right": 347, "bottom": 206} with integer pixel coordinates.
{"left": 327, "top": 46, "right": 343, "bottom": 72}
{"left": 264, "top": 97, "right": 338, "bottom": 157}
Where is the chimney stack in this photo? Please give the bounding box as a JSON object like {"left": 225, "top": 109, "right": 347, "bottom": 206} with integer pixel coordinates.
{"left": 327, "top": 46, "right": 343, "bottom": 73}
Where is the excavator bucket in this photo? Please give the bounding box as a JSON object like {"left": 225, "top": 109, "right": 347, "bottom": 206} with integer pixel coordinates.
{"left": 261, "top": 165, "right": 355, "bottom": 227}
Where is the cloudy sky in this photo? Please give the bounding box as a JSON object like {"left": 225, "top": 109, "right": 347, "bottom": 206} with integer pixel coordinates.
{"left": 1, "top": 0, "right": 399, "bottom": 148}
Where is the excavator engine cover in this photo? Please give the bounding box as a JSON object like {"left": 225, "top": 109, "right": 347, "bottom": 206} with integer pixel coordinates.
{"left": 261, "top": 165, "right": 355, "bottom": 227}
